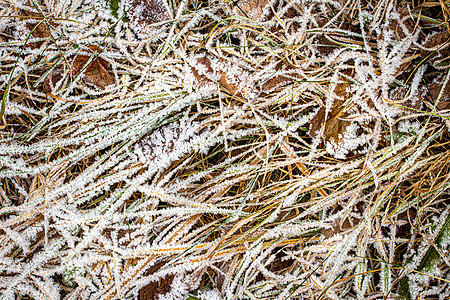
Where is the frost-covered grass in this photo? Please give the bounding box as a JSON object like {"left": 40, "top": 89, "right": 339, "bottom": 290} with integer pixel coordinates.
{"left": 1, "top": 0, "right": 450, "bottom": 299}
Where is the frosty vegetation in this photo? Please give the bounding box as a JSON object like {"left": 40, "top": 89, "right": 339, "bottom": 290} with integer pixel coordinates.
{"left": 1, "top": 0, "right": 450, "bottom": 299}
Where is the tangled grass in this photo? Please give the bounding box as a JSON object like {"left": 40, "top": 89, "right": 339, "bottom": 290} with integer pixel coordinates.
{"left": 1, "top": 0, "right": 450, "bottom": 299}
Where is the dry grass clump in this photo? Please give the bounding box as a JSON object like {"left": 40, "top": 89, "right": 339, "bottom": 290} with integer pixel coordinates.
{"left": 1, "top": 0, "right": 450, "bottom": 299}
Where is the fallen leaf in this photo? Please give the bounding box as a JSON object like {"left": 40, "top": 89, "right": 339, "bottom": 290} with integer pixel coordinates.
{"left": 309, "top": 105, "right": 326, "bottom": 139}
{"left": 43, "top": 69, "right": 63, "bottom": 93}
{"left": 261, "top": 61, "right": 298, "bottom": 92}
{"left": 138, "top": 260, "right": 166, "bottom": 300}
{"left": 131, "top": 0, "right": 172, "bottom": 31}
{"left": 190, "top": 54, "right": 241, "bottom": 95}
{"left": 320, "top": 217, "right": 359, "bottom": 238}
{"left": 421, "top": 30, "right": 450, "bottom": 67}
{"left": 234, "top": 0, "right": 269, "bottom": 20}
{"left": 190, "top": 55, "right": 214, "bottom": 88}
{"left": 389, "top": 85, "right": 423, "bottom": 111}
{"left": 428, "top": 73, "right": 450, "bottom": 111}
{"left": 72, "top": 46, "right": 115, "bottom": 90}
{"left": 20, "top": 10, "right": 52, "bottom": 48}
{"left": 309, "top": 82, "right": 352, "bottom": 146}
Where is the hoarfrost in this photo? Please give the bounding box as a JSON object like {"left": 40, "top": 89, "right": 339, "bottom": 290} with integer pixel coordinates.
{"left": 196, "top": 288, "right": 222, "bottom": 300}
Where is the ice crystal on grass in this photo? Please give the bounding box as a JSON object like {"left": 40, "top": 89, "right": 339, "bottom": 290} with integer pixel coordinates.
{"left": 135, "top": 118, "right": 199, "bottom": 165}
{"left": 1, "top": 0, "right": 450, "bottom": 299}
{"left": 187, "top": 53, "right": 249, "bottom": 96}
{"left": 325, "top": 122, "right": 368, "bottom": 159}
{"left": 397, "top": 119, "right": 420, "bottom": 136}
{"left": 157, "top": 273, "right": 189, "bottom": 300}
{"left": 195, "top": 288, "right": 222, "bottom": 300}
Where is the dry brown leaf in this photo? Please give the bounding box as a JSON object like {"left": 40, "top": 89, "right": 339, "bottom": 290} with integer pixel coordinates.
{"left": 219, "top": 73, "right": 239, "bottom": 95}
{"left": 43, "top": 69, "right": 63, "bottom": 93}
{"left": 234, "top": 0, "right": 269, "bottom": 20}
{"left": 72, "top": 46, "right": 115, "bottom": 90}
{"left": 310, "top": 101, "right": 351, "bottom": 143}
{"left": 390, "top": 85, "right": 424, "bottom": 111}
{"left": 421, "top": 30, "right": 450, "bottom": 67}
{"left": 190, "top": 56, "right": 214, "bottom": 88}
{"left": 309, "top": 106, "right": 326, "bottom": 139}
{"left": 191, "top": 55, "right": 241, "bottom": 95}
{"left": 132, "top": 0, "right": 172, "bottom": 29}
{"left": 20, "top": 10, "right": 52, "bottom": 48}
{"left": 83, "top": 59, "right": 115, "bottom": 89}
{"left": 428, "top": 73, "right": 450, "bottom": 110}
{"left": 261, "top": 61, "right": 299, "bottom": 92}
{"left": 45, "top": 46, "right": 115, "bottom": 91}
{"left": 309, "top": 82, "right": 352, "bottom": 146}
{"left": 138, "top": 260, "right": 166, "bottom": 300}
{"left": 424, "top": 31, "right": 450, "bottom": 50}
{"left": 320, "top": 217, "right": 359, "bottom": 239}
{"left": 314, "top": 34, "right": 340, "bottom": 57}
{"left": 261, "top": 74, "right": 290, "bottom": 91}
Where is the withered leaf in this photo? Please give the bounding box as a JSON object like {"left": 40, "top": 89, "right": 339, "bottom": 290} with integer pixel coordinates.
{"left": 219, "top": 74, "right": 239, "bottom": 95}
{"left": 234, "top": 0, "right": 269, "bottom": 20}
{"left": 423, "top": 31, "right": 450, "bottom": 50}
{"left": 390, "top": 85, "right": 423, "bottom": 111}
{"left": 191, "top": 55, "right": 240, "bottom": 95}
{"left": 314, "top": 34, "right": 339, "bottom": 56}
{"left": 261, "top": 75, "right": 290, "bottom": 91}
{"left": 309, "top": 82, "right": 352, "bottom": 145}
{"left": 43, "top": 69, "right": 63, "bottom": 93}
{"left": 320, "top": 217, "right": 359, "bottom": 239}
{"left": 421, "top": 30, "right": 450, "bottom": 67}
{"left": 132, "top": 0, "right": 172, "bottom": 29}
{"left": 261, "top": 61, "right": 298, "bottom": 92}
{"left": 20, "top": 10, "right": 52, "bottom": 48}
{"left": 72, "top": 46, "right": 115, "bottom": 90}
{"left": 310, "top": 101, "right": 351, "bottom": 143}
{"left": 190, "top": 56, "right": 214, "bottom": 88}
{"left": 428, "top": 74, "right": 450, "bottom": 111}
{"left": 309, "top": 106, "right": 326, "bottom": 139}
{"left": 138, "top": 260, "right": 167, "bottom": 300}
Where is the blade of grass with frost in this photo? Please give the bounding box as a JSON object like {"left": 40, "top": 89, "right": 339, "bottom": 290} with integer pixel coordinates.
{"left": 232, "top": 141, "right": 277, "bottom": 218}
{"left": 31, "top": 50, "right": 70, "bottom": 89}
{"left": 172, "top": 7, "right": 217, "bottom": 45}
{"left": 63, "top": 186, "right": 137, "bottom": 262}
{"left": 1, "top": 237, "right": 65, "bottom": 300}
{"left": 284, "top": 160, "right": 364, "bottom": 222}
{"left": 281, "top": 44, "right": 363, "bottom": 86}
{"left": 204, "top": 16, "right": 240, "bottom": 47}
{"left": 1, "top": 17, "right": 37, "bottom": 128}
{"left": 357, "top": 210, "right": 450, "bottom": 299}
{"left": 0, "top": 137, "right": 130, "bottom": 178}
{"left": 397, "top": 129, "right": 442, "bottom": 179}
{"left": 228, "top": 240, "right": 265, "bottom": 298}
{"left": 366, "top": 132, "right": 442, "bottom": 218}
{"left": 44, "top": 150, "right": 130, "bottom": 208}
{"left": 163, "top": 143, "right": 276, "bottom": 269}
{"left": 355, "top": 236, "right": 371, "bottom": 299}
{"left": 237, "top": 241, "right": 281, "bottom": 298}
{"left": 10, "top": 94, "right": 192, "bottom": 170}
{"left": 322, "top": 224, "right": 364, "bottom": 292}
{"left": 101, "top": 207, "right": 251, "bottom": 222}
{"left": 282, "top": 255, "right": 332, "bottom": 300}
{"left": 22, "top": 101, "right": 72, "bottom": 142}
{"left": 151, "top": 0, "right": 188, "bottom": 61}
{"left": 384, "top": 224, "right": 396, "bottom": 297}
